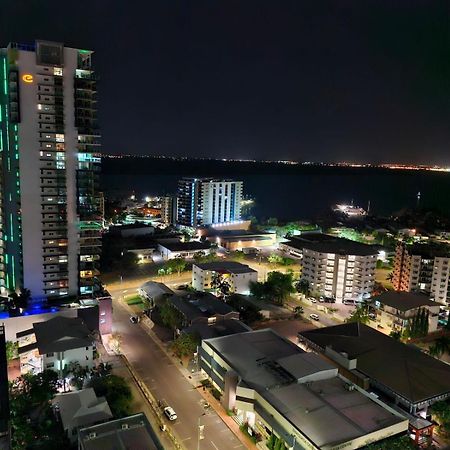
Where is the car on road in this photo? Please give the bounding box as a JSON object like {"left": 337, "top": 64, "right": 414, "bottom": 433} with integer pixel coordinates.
{"left": 177, "top": 284, "right": 189, "bottom": 290}
{"left": 129, "top": 316, "right": 139, "bottom": 324}
{"left": 309, "top": 313, "right": 320, "bottom": 321}
{"left": 309, "top": 297, "right": 317, "bottom": 303}
{"left": 368, "top": 313, "right": 376, "bottom": 320}
{"left": 164, "top": 406, "right": 177, "bottom": 421}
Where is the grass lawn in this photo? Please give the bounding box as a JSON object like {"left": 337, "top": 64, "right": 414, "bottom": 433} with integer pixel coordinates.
{"left": 125, "top": 294, "right": 143, "bottom": 306}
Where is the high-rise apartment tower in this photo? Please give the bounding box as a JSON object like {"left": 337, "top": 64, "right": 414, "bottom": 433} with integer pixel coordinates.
{"left": 0, "top": 40, "right": 102, "bottom": 299}
{"left": 177, "top": 178, "right": 242, "bottom": 227}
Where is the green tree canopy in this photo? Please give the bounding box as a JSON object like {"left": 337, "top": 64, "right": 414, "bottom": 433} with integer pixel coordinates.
{"left": 346, "top": 305, "right": 371, "bottom": 324}
{"left": 165, "top": 257, "right": 187, "bottom": 276}
{"left": 89, "top": 374, "right": 132, "bottom": 418}
{"left": 171, "top": 332, "right": 200, "bottom": 358}
{"left": 250, "top": 271, "right": 295, "bottom": 305}
{"left": 160, "top": 299, "right": 184, "bottom": 330}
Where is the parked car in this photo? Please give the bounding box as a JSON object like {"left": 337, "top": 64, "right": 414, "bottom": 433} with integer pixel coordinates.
{"left": 129, "top": 316, "right": 139, "bottom": 324}
{"left": 309, "top": 313, "right": 320, "bottom": 321}
{"left": 324, "top": 297, "right": 336, "bottom": 303}
{"left": 177, "top": 284, "right": 189, "bottom": 290}
{"left": 309, "top": 298, "right": 317, "bottom": 303}
{"left": 368, "top": 313, "right": 376, "bottom": 320}
{"left": 164, "top": 406, "right": 177, "bottom": 421}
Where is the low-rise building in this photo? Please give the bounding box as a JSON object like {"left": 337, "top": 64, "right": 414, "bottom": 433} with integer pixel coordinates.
{"left": 299, "top": 323, "right": 450, "bottom": 415}
{"left": 157, "top": 240, "right": 211, "bottom": 260}
{"left": 167, "top": 293, "right": 240, "bottom": 328}
{"left": 109, "top": 223, "right": 155, "bottom": 238}
{"left": 296, "top": 234, "right": 378, "bottom": 302}
{"left": 393, "top": 243, "right": 450, "bottom": 304}
{"left": 17, "top": 316, "right": 95, "bottom": 376}
{"left": 139, "top": 281, "right": 174, "bottom": 308}
{"left": 200, "top": 329, "right": 408, "bottom": 450}
{"left": 192, "top": 261, "right": 258, "bottom": 295}
{"left": 52, "top": 388, "right": 112, "bottom": 443}
{"left": 373, "top": 291, "right": 441, "bottom": 334}
{"left": 78, "top": 413, "right": 163, "bottom": 450}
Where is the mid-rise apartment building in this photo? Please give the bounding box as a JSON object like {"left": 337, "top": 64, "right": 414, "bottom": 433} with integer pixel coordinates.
{"left": 160, "top": 195, "right": 177, "bottom": 225}
{"left": 0, "top": 40, "right": 102, "bottom": 299}
{"left": 177, "top": 178, "right": 242, "bottom": 227}
{"left": 298, "top": 234, "right": 377, "bottom": 302}
{"left": 393, "top": 243, "right": 450, "bottom": 303}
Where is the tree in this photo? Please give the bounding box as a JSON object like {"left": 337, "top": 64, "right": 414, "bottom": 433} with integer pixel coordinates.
{"left": 63, "top": 361, "right": 88, "bottom": 390}
{"left": 293, "top": 306, "right": 304, "bottom": 318}
{"left": 9, "top": 370, "right": 68, "bottom": 450}
{"left": 159, "top": 300, "right": 183, "bottom": 330}
{"left": 405, "top": 308, "right": 429, "bottom": 339}
{"left": 389, "top": 330, "right": 402, "bottom": 341}
{"left": 90, "top": 362, "right": 113, "bottom": 379}
{"left": 295, "top": 279, "right": 310, "bottom": 295}
{"left": 230, "top": 250, "right": 245, "bottom": 262}
{"left": 431, "top": 401, "right": 450, "bottom": 437}
{"left": 251, "top": 271, "right": 295, "bottom": 305}
{"left": 165, "top": 257, "right": 187, "bottom": 276}
{"left": 346, "top": 306, "right": 370, "bottom": 324}
{"left": 6, "top": 341, "right": 18, "bottom": 361}
{"left": 89, "top": 374, "right": 132, "bottom": 418}
{"left": 365, "top": 434, "right": 417, "bottom": 450}
{"left": 171, "top": 333, "right": 200, "bottom": 358}
{"left": 211, "top": 272, "right": 231, "bottom": 299}
{"left": 429, "top": 337, "right": 450, "bottom": 358}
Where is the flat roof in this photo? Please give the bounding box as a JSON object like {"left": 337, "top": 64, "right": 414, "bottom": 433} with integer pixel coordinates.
{"left": 286, "top": 234, "right": 378, "bottom": 256}
{"left": 184, "top": 318, "right": 251, "bottom": 340}
{"left": 78, "top": 413, "right": 162, "bottom": 450}
{"left": 194, "top": 261, "right": 257, "bottom": 274}
{"left": 204, "top": 329, "right": 405, "bottom": 448}
{"left": 32, "top": 316, "right": 92, "bottom": 354}
{"left": 406, "top": 243, "right": 450, "bottom": 258}
{"left": 375, "top": 291, "right": 441, "bottom": 311}
{"left": 299, "top": 323, "right": 450, "bottom": 405}
{"left": 169, "top": 293, "right": 235, "bottom": 321}
{"left": 140, "top": 281, "right": 174, "bottom": 298}
{"left": 158, "top": 241, "right": 211, "bottom": 252}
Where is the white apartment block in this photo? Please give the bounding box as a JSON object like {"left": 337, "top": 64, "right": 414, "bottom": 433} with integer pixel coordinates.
{"left": 17, "top": 316, "right": 95, "bottom": 376}
{"left": 192, "top": 261, "right": 257, "bottom": 295}
{"left": 201, "top": 180, "right": 242, "bottom": 225}
{"left": 300, "top": 237, "right": 377, "bottom": 302}
{"left": 393, "top": 243, "right": 450, "bottom": 304}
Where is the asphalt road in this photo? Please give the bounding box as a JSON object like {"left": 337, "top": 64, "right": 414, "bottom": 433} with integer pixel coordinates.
{"left": 109, "top": 288, "right": 245, "bottom": 450}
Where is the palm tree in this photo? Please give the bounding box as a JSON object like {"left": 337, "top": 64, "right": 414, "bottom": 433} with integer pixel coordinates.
{"left": 429, "top": 337, "right": 450, "bottom": 358}
{"left": 386, "top": 273, "right": 394, "bottom": 282}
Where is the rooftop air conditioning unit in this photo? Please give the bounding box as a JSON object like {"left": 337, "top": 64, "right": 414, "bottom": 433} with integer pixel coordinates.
{"left": 121, "top": 423, "right": 129, "bottom": 430}
{"left": 88, "top": 432, "right": 96, "bottom": 439}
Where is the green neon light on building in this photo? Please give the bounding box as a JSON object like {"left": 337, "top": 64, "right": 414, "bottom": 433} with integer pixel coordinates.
{"left": 2, "top": 57, "right": 6, "bottom": 95}
{"left": 9, "top": 213, "right": 13, "bottom": 242}
{"left": 11, "top": 256, "right": 15, "bottom": 289}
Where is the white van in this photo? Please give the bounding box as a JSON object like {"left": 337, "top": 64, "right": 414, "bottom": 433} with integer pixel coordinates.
{"left": 309, "top": 313, "right": 320, "bottom": 321}
{"left": 164, "top": 406, "right": 177, "bottom": 421}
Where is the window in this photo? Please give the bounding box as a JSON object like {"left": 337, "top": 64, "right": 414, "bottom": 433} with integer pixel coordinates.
{"left": 46, "top": 352, "right": 54, "bottom": 357}
{"left": 46, "top": 362, "right": 54, "bottom": 369}
{"left": 53, "top": 67, "right": 63, "bottom": 76}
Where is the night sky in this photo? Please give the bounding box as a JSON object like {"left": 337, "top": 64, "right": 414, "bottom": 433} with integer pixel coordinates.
{"left": 1, "top": 1, "right": 450, "bottom": 164}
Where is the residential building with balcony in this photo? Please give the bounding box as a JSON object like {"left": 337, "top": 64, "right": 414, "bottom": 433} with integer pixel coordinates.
{"left": 192, "top": 261, "right": 258, "bottom": 295}
{"left": 160, "top": 195, "right": 178, "bottom": 225}
{"left": 373, "top": 291, "right": 441, "bottom": 334}
{"left": 16, "top": 316, "right": 95, "bottom": 376}
{"left": 0, "top": 40, "right": 102, "bottom": 299}
{"left": 393, "top": 243, "right": 450, "bottom": 304}
{"left": 177, "top": 178, "right": 243, "bottom": 227}
{"left": 298, "top": 234, "right": 378, "bottom": 302}
{"left": 200, "top": 329, "right": 408, "bottom": 450}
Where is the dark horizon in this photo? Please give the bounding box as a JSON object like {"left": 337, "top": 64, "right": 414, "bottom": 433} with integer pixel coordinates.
{"left": 1, "top": 0, "right": 450, "bottom": 165}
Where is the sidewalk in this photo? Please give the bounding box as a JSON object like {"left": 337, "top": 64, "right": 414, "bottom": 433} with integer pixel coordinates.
{"left": 196, "top": 386, "right": 259, "bottom": 450}
{"left": 119, "top": 296, "right": 254, "bottom": 449}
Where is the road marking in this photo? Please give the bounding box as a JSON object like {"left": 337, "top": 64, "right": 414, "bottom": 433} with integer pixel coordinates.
{"left": 210, "top": 441, "right": 219, "bottom": 450}
{"left": 181, "top": 437, "right": 191, "bottom": 441}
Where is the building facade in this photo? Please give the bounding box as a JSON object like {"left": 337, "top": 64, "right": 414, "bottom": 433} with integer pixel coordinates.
{"left": 200, "top": 329, "right": 408, "bottom": 450}
{"left": 300, "top": 239, "right": 377, "bottom": 302}
{"left": 0, "top": 40, "right": 102, "bottom": 299}
{"left": 192, "top": 261, "right": 258, "bottom": 295}
{"left": 393, "top": 243, "right": 450, "bottom": 304}
{"left": 160, "top": 195, "right": 177, "bottom": 225}
{"left": 177, "top": 178, "right": 242, "bottom": 227}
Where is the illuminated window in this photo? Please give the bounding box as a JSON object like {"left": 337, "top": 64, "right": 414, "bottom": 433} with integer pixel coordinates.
{"left": 53, "top": 67, "right": 63, "bottom": 76}
{"left": 38, "top": 104, "right": 42, "bottom": 110}
{"left": 56, "top": 161, "right": 65, "bottom": 169}
{"left": 55, "top": 134, "right": 65, "bottom": 142}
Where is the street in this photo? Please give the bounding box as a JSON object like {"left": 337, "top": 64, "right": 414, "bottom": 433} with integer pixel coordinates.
{"left": 108, "top": 286, "right": 245, "bottom": 450}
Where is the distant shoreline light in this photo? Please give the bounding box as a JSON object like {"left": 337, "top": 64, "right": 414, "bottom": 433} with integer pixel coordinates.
{"left": 102, "top": 154, "right": 450, "bottom": 172}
